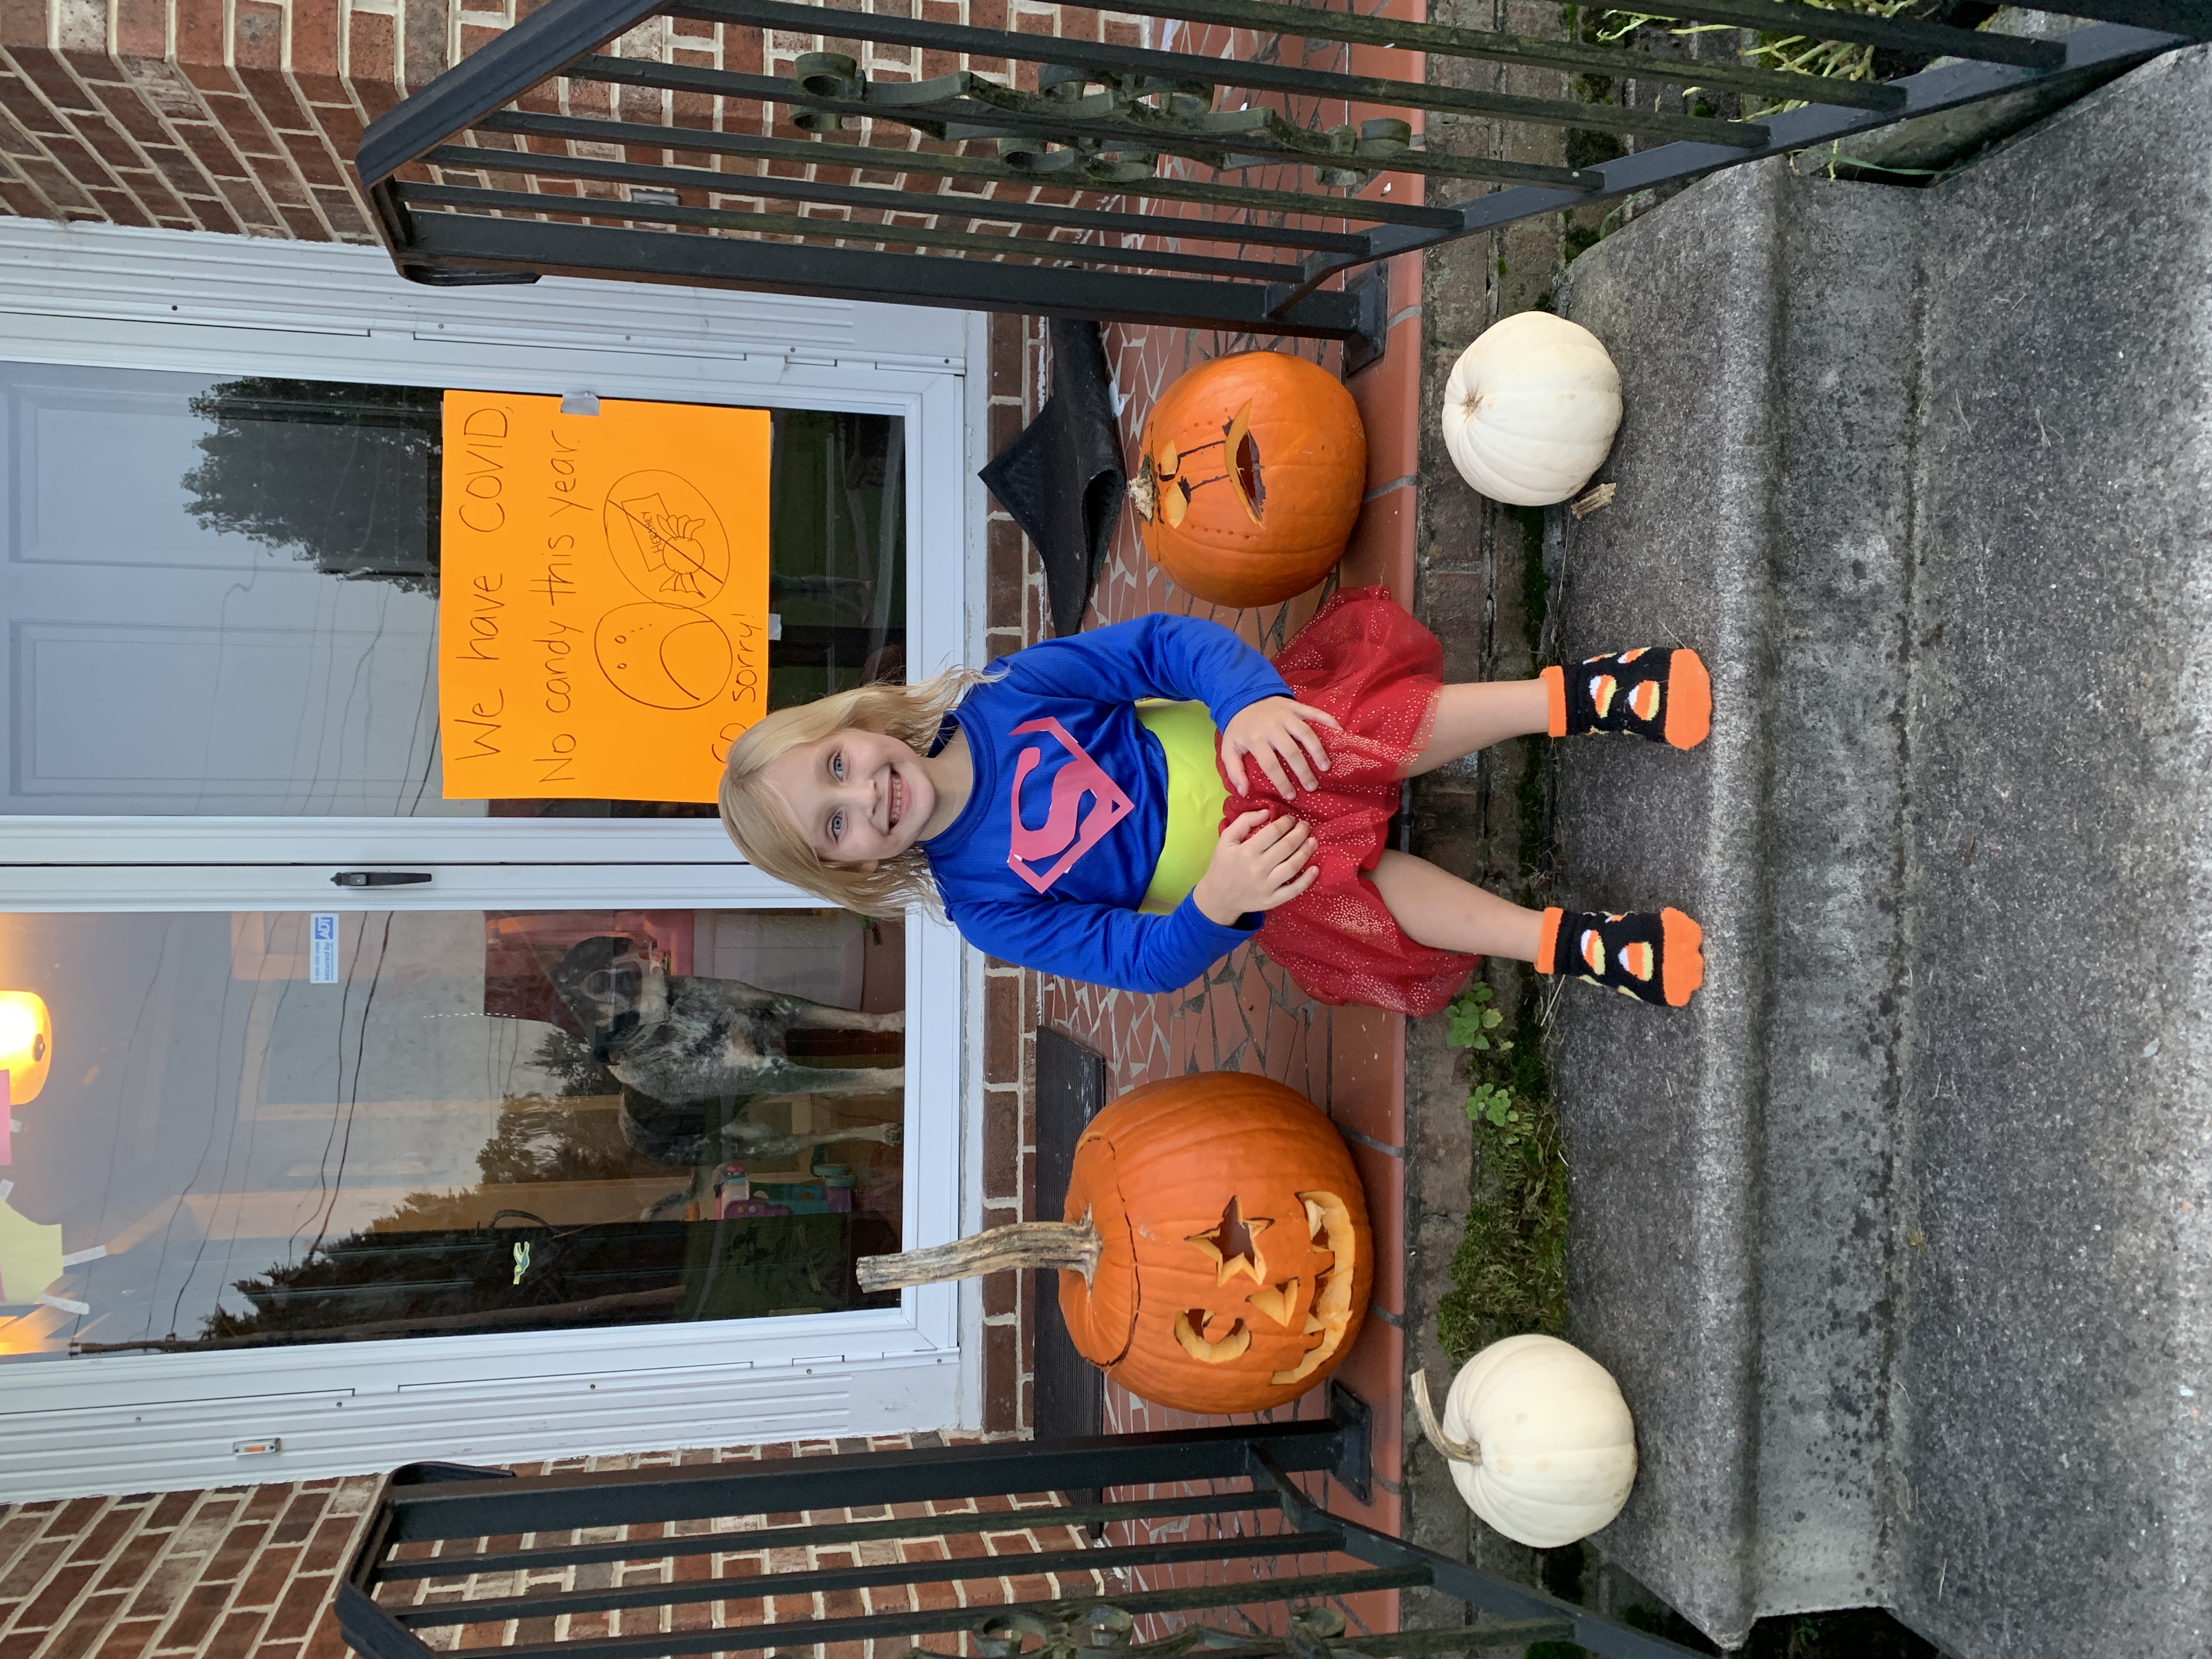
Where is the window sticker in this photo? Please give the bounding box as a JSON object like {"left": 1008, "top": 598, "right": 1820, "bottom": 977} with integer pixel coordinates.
{"left": 308, "top": 913, "right": 339, "bottom": 984}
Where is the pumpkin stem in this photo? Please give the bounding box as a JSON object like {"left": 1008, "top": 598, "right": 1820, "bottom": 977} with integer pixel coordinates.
{"left": 856, "top": 1216, "right": 1102, "bottom": 1293}
{"left": 1128, "top": 456, "right": 1158, "bottom": 522}
{"left": 1409, "top": 1369, "right": 1482, "bottom": 1466}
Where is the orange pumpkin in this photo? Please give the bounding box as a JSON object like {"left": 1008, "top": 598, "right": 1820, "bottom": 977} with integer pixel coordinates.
{"left": 1131, "top": 351, "right": 1367, "bottom": 609}
{"left": 857, "top": 1071, "right": 1372, "bottom": 1415}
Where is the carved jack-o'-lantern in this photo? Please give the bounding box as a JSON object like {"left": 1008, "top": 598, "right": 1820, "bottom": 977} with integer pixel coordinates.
{"left": 856, "top": 1071, "right": 1372, "bottom": 1415}
{"left": 1129, "top": 352, "right": 1367, "bottom": 610}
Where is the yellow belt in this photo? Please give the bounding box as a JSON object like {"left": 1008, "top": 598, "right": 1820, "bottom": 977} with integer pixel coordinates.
{"left": 1135, "top": 699, "right": 1226, "bottom": 916}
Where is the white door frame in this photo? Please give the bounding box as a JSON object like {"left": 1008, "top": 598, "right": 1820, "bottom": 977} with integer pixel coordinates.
{"left": 0, "top": 221, "right": 990, "bottom": 1498}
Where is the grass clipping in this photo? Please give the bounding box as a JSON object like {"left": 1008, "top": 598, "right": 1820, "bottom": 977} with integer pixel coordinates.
{"left": 1436, "top": 974, "right": 1569, "bottom": 1361}
{"left": 1597, "top": 0, "right": 1923, "bottom": 115}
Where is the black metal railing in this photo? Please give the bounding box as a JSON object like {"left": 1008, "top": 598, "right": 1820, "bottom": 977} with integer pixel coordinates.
{"left": 336, "top": 1417, "right": 1711, "bottom": 1659}
{"left": 354, "top": 0, "right": 2200, "bottom": 342}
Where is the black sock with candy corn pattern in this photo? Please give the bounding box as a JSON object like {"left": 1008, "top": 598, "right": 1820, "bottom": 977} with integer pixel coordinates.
{"left": 1541, "top": 647, "right": 1712, "bottom": 749}
{"left": 1536, "top": 906, "right": 1705, "bottom": 1007}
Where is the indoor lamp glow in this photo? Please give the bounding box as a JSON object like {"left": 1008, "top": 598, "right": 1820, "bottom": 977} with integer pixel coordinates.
{"left": 0, "top": 992, "right": 50, "bottom": 1105}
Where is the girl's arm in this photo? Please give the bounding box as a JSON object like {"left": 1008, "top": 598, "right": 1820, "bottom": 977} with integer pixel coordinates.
{"left": 997, "top": 613, "right": 1289, "bottom": 731}
{"left": 948, "top": 812, "right": 1322, "bottom": 992}
{"left": 949, "top": 890, "right": 1254, "bottom": 995}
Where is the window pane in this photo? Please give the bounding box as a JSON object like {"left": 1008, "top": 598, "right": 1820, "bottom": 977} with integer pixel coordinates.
{"left": 0, "top": 363, "right": 904, "bottom": 816}
{"left": 0, "top": 907, "right": 905, "bottom": 1360}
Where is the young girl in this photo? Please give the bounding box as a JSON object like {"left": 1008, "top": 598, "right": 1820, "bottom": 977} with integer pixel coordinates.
{"left": 719, "top": 589, "right": 1707, "bottom": 1017}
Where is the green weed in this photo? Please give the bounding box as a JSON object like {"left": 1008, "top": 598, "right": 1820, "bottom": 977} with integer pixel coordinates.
{"left": 1436, "top": 979, "right": 1571, "bottom": 1361}
{"left": 1595, "top": 1, "right": 1932, "bottom": 115}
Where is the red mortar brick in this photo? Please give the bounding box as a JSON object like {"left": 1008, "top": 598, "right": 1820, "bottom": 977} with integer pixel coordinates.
{"left": 299, "top": 1612, "right": 351, "bottom": 1659}
{"left": 123, "top": 1553, "right": 204, "bottom": 1622}
{"left": 29, "top": 127, "right": 120, "bottom": 194}
{"left": 261, "top": 1573, "right": 332, "bottom": 1644}
{"left": 235, "top": 69, "right": 311, "bottom": 133}
{"left": 204, "top": 1520, "right": 272, "bottom": 1584}
{"left": 0, "top": 78, "right": 74, "bottom": 143}
{"left": 0, "top": 1513, "right": 50, "bottom": 1579}
{"left": 94, "top": 1618, "right": 160, "bottom": 1659}
{"left": 292, "top": 0, "right": 342, "bottom": 81}
{"left": 91, "top": 1531, "right": 167, "bottom": 1599}
{"left": 295, "top": 1519, "right": 355, "bottom": 1580}
{"left": 20, "top": 1556, "right": 102, "bottom": 1637}
{"left": 32, "top": 1582, "right": 123, "bottom": 1652}
{"left": 179, "top": 58, "right": 244, "bottom": 97}
{"left": 139, "top": 138, "right": 215, "bottom": 194}
{"left": 159, "top": 1580, "right": 237, "bottom": 1651}
{"left": 234, "top": 1544, "right": 303, "bottom": 1613}
{"left": 311, "top": 104, "right": 364, "bottom": 153}
{"left": 212, "top": 172, "right": 281, "bottom": 229}
{"left": 14, "top": 50, "right": 99, "bottom": 116}
{"left": 268, "top": 1494, "right": 328, "bottom": 1550}
{"left": 0, "top": 1538, "right": 66, "bottom": 1601}
{"left": 170, "top": 118, "right": 250, "bottom": 179}
{"left": 205, "top": 1604, "right": 274, "bottom": 1658}
{"left": 347, "top": 12, "right": 397, "bottom": 85}
{"left": 86, "top": 77, "right": 174, "bottom": 145}
{"left": 66, "top": 1504, "right": 143, "bottom": 1575}
{"left": 70, "top": 111, "right": 156, "bottom": 178}
{"left": 983, "top": 1323, "right": 1022, "bottom": 1433}
{"left": 112, "top": 0, "right": 165, "bottom": 59}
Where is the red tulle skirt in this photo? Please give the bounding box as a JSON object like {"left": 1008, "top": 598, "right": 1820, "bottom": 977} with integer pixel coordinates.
{"left": 1219, "top": 588, "right": 1478, "bottom": 1017}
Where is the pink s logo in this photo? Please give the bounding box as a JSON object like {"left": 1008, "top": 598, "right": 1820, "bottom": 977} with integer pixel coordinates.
{"left": 1006, "top": 718, "right": 1133, "bottom": 894}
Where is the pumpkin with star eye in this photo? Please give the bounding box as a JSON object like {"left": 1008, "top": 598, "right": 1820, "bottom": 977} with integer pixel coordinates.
{"left": 1129, "top": 352, "right": 1367, "bottom": 610}
{"left": 855, "top": 1071, "right": 1372, "bottom": 1414}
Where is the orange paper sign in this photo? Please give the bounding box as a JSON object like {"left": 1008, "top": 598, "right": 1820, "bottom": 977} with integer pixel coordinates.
{"left": 438, "top": 392, "right": 771, "bottom": 802}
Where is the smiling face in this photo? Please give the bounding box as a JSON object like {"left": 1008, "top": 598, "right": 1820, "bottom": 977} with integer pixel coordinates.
{"left": 760, "top": 727, "right": 935, "bottom": 868}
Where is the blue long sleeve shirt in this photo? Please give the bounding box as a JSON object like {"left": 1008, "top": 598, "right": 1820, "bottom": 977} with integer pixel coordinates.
{"left": 921, "top": 613, "right": 1290, "bottom": 992}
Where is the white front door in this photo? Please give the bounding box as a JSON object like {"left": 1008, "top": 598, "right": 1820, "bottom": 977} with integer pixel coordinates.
{"left": 0, "top": 221, "right": 984, "bottom": 1498}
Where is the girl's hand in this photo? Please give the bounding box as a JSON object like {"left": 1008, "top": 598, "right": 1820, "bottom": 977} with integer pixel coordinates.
{"left": 1192, "top": 810, "right": 1320, "bottom": 925}
{"left": 1221, "top": 697, "right": 1341, "bottom": 798}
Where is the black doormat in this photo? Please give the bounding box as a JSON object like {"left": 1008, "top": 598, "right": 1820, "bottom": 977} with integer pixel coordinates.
{"left": 1033, "top": 1025, "right": 1109, "bottom": 1441}
{"left": 978, "top": 320, "right": 1125, "bottom": 639}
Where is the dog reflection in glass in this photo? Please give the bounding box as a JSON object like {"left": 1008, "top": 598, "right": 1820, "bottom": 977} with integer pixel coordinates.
{"left": 551, "top": 934, "right": 906, "bottom": 1109}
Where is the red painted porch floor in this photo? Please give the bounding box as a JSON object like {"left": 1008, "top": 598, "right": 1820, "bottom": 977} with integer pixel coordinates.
{"left": 1040, "top": 241, "right": 1426, "bottom": 1583}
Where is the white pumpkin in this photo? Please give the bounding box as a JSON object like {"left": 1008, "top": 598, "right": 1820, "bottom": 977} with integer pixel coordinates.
{"left": 1410, "top": 1334, "right": 1637, "bottom": 1548}
{"left": 1441, "top": 312, "right": 1623, "bottom": 506}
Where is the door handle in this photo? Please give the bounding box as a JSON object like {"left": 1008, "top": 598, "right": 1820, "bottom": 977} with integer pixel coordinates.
{"left": 330, "top": 871, "right": 435, "bottom": 887}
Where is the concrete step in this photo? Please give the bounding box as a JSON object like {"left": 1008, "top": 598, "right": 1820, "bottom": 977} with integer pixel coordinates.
{"left": 1543, "top": 42, "right": 2212, "bottom": 1657}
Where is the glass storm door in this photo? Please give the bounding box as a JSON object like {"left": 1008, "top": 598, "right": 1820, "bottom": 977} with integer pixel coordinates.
{"left": 0, "top": 906, "right": 907, "bottom": 1361}
{"left": 0, "top": 222, "right": 972, "bottom": 1496}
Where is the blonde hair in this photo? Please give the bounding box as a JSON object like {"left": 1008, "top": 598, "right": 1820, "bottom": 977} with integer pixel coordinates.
{"left": 719, "top": 665, "right": 1000, "bottom": 918}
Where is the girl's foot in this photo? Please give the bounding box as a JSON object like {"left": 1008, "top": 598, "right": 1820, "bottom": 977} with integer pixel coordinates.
{"left": 1537, "top": 906, "right": 1705, "bottom": 1007}
{"left": 1542, "top": 647, "right": 1711, "bottom": 749}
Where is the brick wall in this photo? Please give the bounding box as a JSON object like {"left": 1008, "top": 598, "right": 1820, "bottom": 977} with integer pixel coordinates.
{"left": 0, "top": 1468, "right": 381, "bottom": 1659}
{"left": 0, "top": 1434, "right": 1114, "bottom": 1658}
{"left": 0, "top": 0, "right": 1156, "bottom": 247}
{"left": 0, "top": 0, "right": 423, "bottom": 238}
{"left": 978, "top": 310, "right": 1051, "bottom": 1436}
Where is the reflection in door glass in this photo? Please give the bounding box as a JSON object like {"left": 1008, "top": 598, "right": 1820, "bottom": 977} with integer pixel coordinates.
{"left": 0, "top": 909, "right": 904, "bottom": 1361}
{"left": 0, "top": 362, "right": 904, "bottom": 816}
